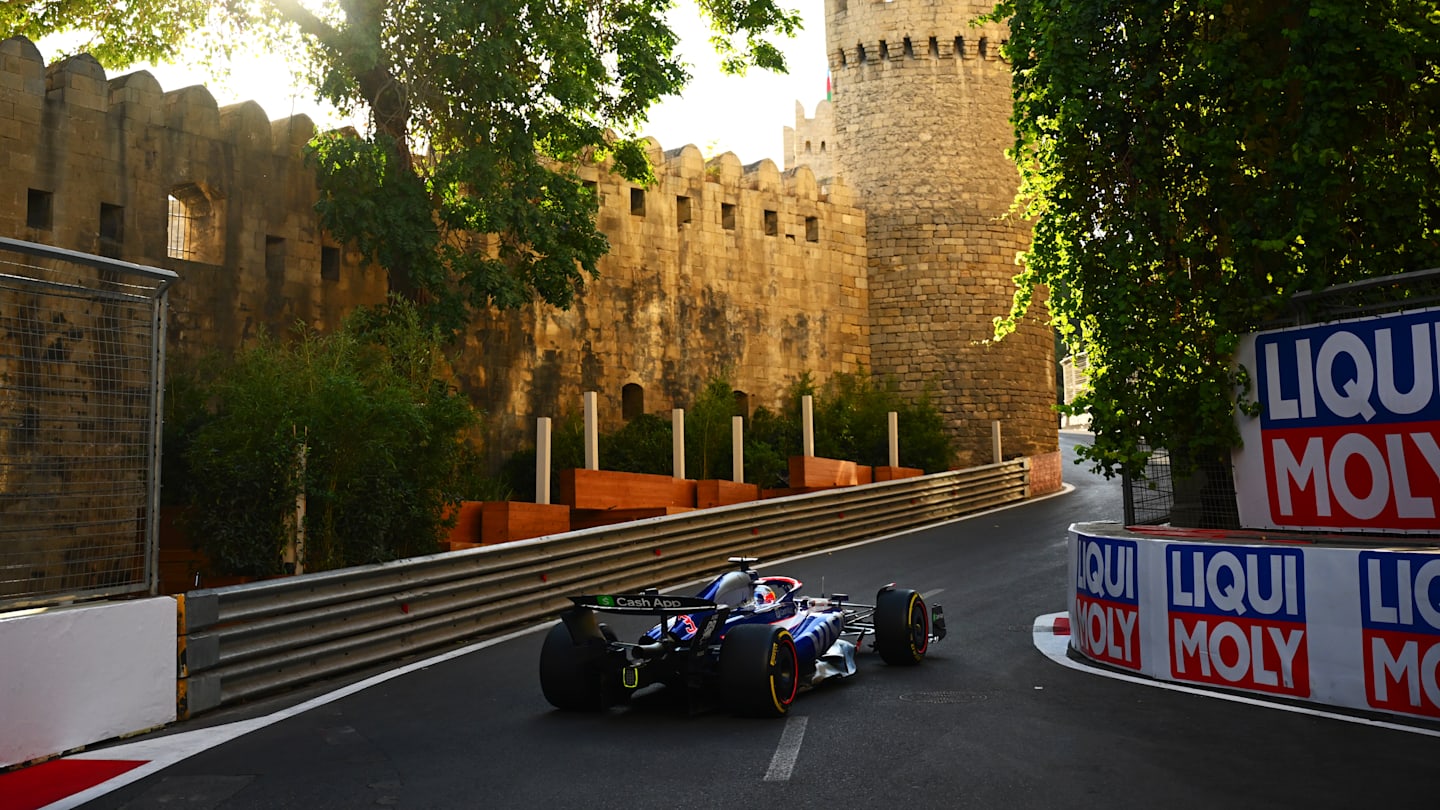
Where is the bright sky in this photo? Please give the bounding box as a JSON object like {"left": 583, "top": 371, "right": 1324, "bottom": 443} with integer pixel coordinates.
{"left": 35, "top": 0, "right": 830, "bottom": 166}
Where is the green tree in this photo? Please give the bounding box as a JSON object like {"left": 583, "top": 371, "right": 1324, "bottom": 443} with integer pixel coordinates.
{"left": 813, "top": 370, "right": 952, "bottom": 473}
{"left": 5, "top": 0, "right": 800, "bottom": 332}
{"left": 992, "top": 0, "right": 1440, "bottom": 476}
{"left": 686, "top": 376, "right": 739, "bottom": 480}
{"left": 176, "top": 300, "right": 479, "bottom": 576}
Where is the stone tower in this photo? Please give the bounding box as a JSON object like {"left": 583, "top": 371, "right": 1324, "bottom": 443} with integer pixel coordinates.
{"left": 783, "top": 100, "right": 838, "bottom": 183}
{"left": 823, "top": 0, "right": 1057, "bottom": 466}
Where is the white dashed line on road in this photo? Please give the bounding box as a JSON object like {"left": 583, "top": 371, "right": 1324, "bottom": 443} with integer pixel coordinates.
{"left": 764, "top": 715, "right": 809, "bottom": 781}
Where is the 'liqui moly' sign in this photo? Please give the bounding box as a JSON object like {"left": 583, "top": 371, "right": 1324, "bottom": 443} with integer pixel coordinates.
{"left": 1073, "top": 534, "right": 1141, "bottom": 670}
{"left": 1234, "top": 307, "right": 1440, "bottom": 534}
{"left": 1167, "top": 545, "right": 1310, "bottom": 696}
{"left": 1360, "top": 551, "right": 1440, "bottom": 718}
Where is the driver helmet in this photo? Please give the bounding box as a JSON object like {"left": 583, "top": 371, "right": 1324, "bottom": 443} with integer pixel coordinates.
{"left": 753, "top": 584, "right": 778, "bottom": 606}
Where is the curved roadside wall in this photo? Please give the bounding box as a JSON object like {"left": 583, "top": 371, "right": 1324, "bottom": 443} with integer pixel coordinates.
{"left": 1069, "top": 521, "right": 1440, "bottom": 721}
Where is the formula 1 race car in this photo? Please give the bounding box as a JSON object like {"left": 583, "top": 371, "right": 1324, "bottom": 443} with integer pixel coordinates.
{"left": 539, "top": 558, "right": 946, "bottom": 717}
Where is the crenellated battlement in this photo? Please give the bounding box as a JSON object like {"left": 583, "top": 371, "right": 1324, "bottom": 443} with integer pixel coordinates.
{"left": 1, "top": 36, "right": 872, "bottom": 468}
{"left": 823, "top": 0, "right": 1009, "bottom": 76}
{"left": 783, "top": 100, "right": 838, "bottom": 184}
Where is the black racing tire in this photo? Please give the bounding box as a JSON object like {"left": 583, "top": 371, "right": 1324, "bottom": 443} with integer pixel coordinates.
{"left": 539, "top": 619, "right": 607, "bottom": 711}
{"left": 719, "top": 623, "right": 800, "bottom": 718}
{"left": 874, "top": 587, "right": 930, "bottom": 666}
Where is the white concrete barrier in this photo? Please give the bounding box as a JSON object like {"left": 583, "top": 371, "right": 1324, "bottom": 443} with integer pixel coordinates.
{"left": 1, "top": 597, "right": 177, "bottom": 768}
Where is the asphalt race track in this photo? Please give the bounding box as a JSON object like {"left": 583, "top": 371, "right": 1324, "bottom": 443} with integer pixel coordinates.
{"left": 52, "top": 432, "right": 1440, "bottom": 809}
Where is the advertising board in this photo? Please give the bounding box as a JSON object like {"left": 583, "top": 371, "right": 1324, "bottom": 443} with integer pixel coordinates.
{"left": 1233, "top": 307, "right": 1440, "bottom": 534}
{"left": 1069, "top": 524, "right": 1440, "bottom": 722}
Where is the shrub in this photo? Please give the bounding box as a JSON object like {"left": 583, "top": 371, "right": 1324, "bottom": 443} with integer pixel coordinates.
{"left": 173, "top": 299, "right": 480, "bottom": 577}
{"left": 811, "top": 370, "right": 954, "bottom": 473}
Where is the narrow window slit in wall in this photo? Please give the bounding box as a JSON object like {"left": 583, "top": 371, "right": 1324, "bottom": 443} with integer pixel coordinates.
{"left": 676, "top": 195, "right": 692, "bottom": 225}
{"left": 99, "top": 203, "right": 124, "bottom": 242}
{"left": 321, "top": 245, "right": 341, "bottom": 281}
{"left": 630, "top": 188, "right": 646, "bottom": 216}
{"left": 764, "top": 210, "right": 778, "bottom": 236}
{"left": 26, "top": 189, "right": 52, "bottom": 230}
{"left": 722, "top": 203, "right": 736, "bottom": 230}
{"left": 265, "top": 236, "right": 285, "bottom": 278}
{"left": 99, "top": 203, "right": 124, "bottom": 258}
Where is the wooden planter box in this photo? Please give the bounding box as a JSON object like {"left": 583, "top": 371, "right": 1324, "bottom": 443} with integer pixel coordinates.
{"left": 570, "top": 506, "right": 693, "bottom": 531}
{"left": 559, "top": 468, "right": 697, "bottom": 510}
{"left": 444, "top": 501, "right": 572, "bottom": 549}
{"left": 788, "top": 456, "right": 865, "bottom": 488}
{"left": 872, "top": 465, "right": 924, "bottom": 482}
{"left": 696, "top": 480, "right": 761, "bottom": 509}
{"left": 443, "top": 501, "right": 486, "bottom": 548}
{"left": 481, "top": 501, "right": 571, "bottom": 544}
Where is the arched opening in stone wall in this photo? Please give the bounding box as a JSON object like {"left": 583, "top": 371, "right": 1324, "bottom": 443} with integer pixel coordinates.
{"left": 879, "top": 41, "right": 889, "bottom": 59}
{"left": 955, "top": 36, "right": 965, "bottom": 59}
{"left": 622, "top": 383, "right": 645, "bottom": 420}
{"left": 838, "top": 49, "right": 847, "bottom": 67}
{"left": 929, "top": 37, "right": 939, "bottom": 57}
{"left": 979, "top": 37, "right": 989, "bottom": 59}
{"left": 857, "top": 44, "right": 867, "bottom": 63}
{"left": 166, "top": 183, "right": 222, "bottom": 264}
{"left": 733, "top": 390, "right": 750, "bottom": 419}
{"left": 804, "top": 140, "right": 812, "bottom": 153}
{"left": 903, "top": 37, "right": 914, "bottom": 58}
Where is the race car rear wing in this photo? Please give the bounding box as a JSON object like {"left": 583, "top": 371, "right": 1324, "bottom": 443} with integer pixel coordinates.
{"left": 569, "top": 593, "right": 718, "bottom": 614}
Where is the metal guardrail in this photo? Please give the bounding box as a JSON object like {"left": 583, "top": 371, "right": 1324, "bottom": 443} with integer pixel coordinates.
{"left": 176, "top": 459, "right": 1030, "bottom": 716}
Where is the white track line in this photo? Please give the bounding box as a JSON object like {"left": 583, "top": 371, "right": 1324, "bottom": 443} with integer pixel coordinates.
{"left": 46, "top": 623, "right": 550, "bottom": 810}
{"left": 764, "top": 716, "right": 809, "bottom": 781}
{"left": 1031, "top": 611, "right": 1440, "bottom": 739}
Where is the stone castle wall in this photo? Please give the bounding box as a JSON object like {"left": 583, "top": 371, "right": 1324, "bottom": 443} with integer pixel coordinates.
{"left": 0, "top": 38, "right": 388, "bottom": 354}
{"left": 823, "top": 0, "right": 1057, "bottom": 466}
{"left": 0, "top": 36, "right": 871, "bottom": 468}
{"left": 460, "top": 143, "right": 871, "bottom": 462}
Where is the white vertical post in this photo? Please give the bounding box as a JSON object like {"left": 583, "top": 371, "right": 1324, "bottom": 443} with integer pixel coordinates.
{"left": 887, "top": 411, "right": 899, "bottom": 468}
{"left": 732, "top": 416, "right": 745, "bottom": 483}
{"left": 672, "top": 408, "right": 686, "bottom": 480}
{"left": 992, "top": 420, "right": 1002, "bottom": 465}
{"left": 801, "top": 394, "right": 814, "bottom": 457}
{"left": 583, "top": 391, "right": 599, "bottom": 470}
{"left": 536, "top": 417, "right": 552, "bottom": 505}
{"left": 285, "top": 437, "right": 308, "bottom": 575}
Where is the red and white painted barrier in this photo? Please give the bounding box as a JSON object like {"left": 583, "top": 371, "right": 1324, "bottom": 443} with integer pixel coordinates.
{"left": 1070, "top": 522, "right": 1440, "bottom": 721}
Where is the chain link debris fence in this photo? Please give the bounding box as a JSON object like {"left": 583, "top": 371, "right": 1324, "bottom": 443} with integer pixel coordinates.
{"left": 0, "top": 237, "right": 175, "bottom": 609}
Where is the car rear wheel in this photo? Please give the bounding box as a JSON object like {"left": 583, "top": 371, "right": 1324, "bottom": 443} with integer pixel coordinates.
{"left": 539, "top": 617, "right": 607, "bottom": 711}
{"left": 874, "top": 587, "right": 929, "bottom": 665}
{"left": 719, "top": 623, "right": 799, "bottom": 718}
